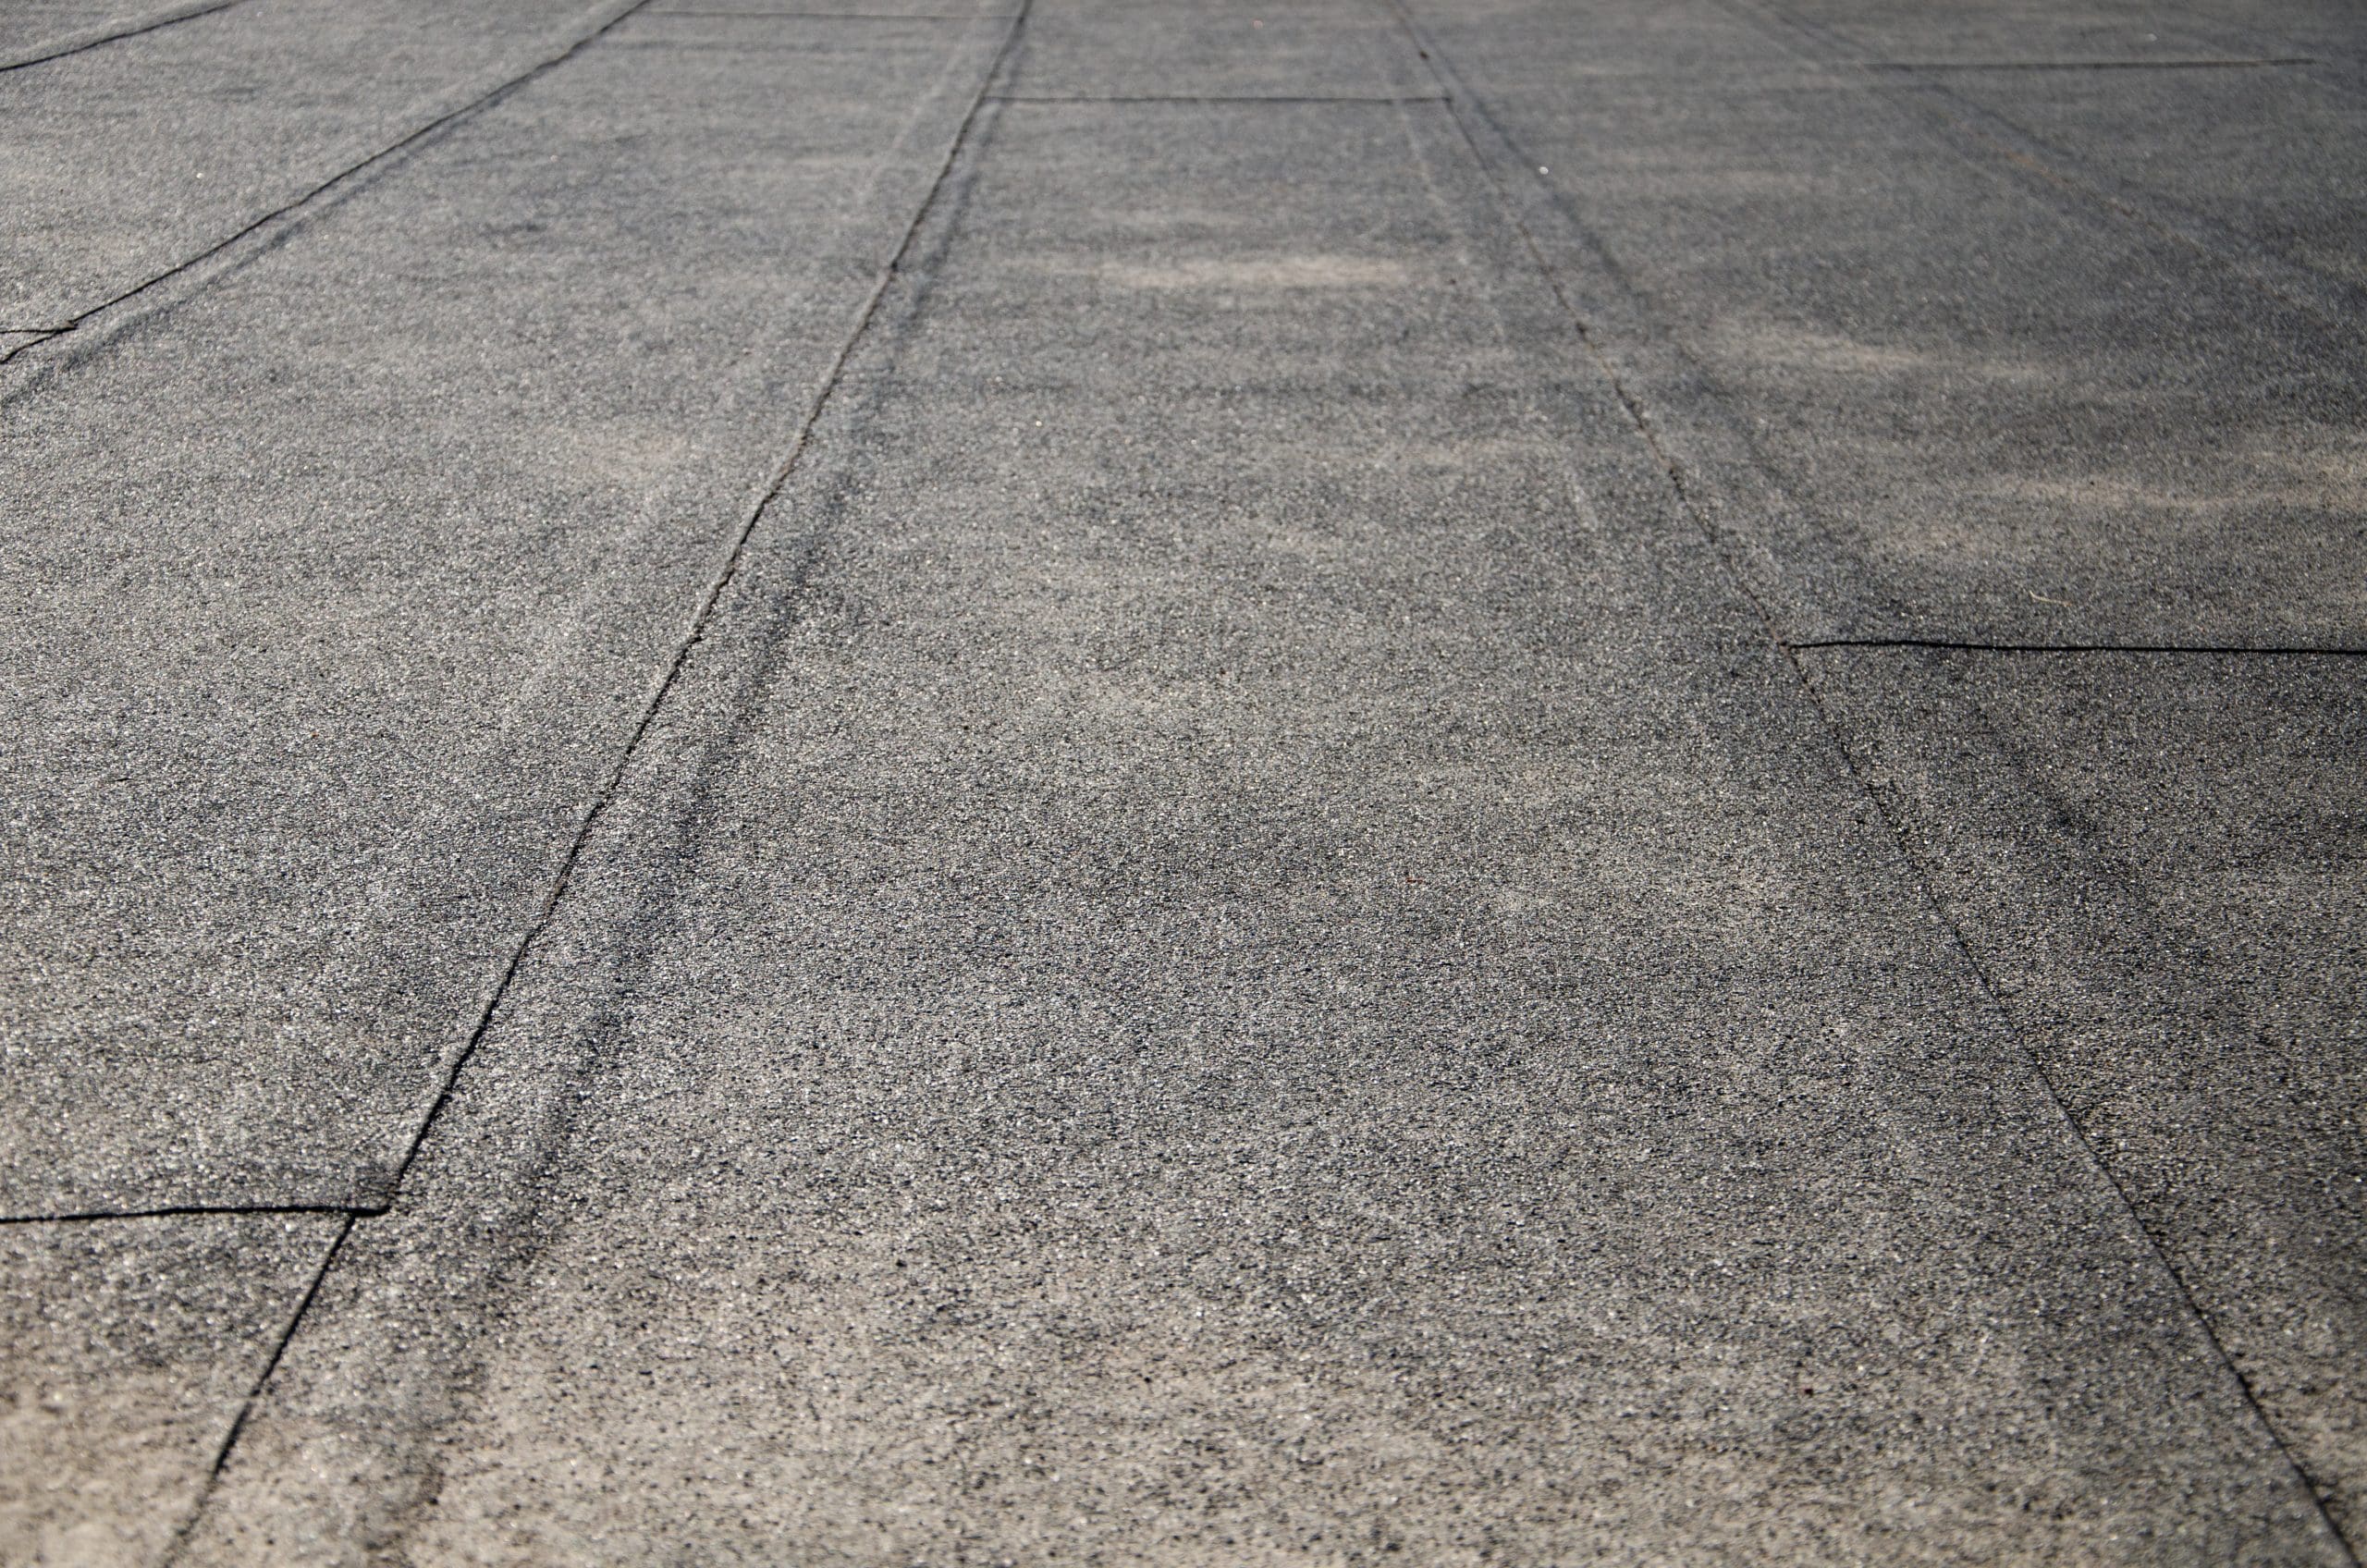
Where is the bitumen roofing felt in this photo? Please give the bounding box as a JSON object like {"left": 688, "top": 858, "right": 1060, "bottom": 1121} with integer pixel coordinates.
{"left": 3, "top": 0, "right": 2361, "bottom": 1561}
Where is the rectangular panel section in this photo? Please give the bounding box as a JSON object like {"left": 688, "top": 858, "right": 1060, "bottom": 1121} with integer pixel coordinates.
{"left": 0, "top": 0, "right": 188, "bottom": 58}
{"left": 0, "top": 16, "right": 1007, "bottom": 1213}
{"left": 644, "top": 0, "right": 1013, "bottom": 12}
{"left": 1804, "top": 645, "right": 2367, "bottom": 1535}
{"left": 0, "top": 1212, "right": 342, "bottom": 1564}
{"left": 185, "top": 97, "right": 2343, "bottom": 1564}
{"left": 0, "top": 0, "right": 604, "bottom": 325}
{"left": 1003, "top": 0, "right": 1429, "bottom": 98}
{"left": 1404, "top": 0, "right": 2367, "bottom": 647}
{"left": 1908, "top": 65, "right": 2367, "bottom": 298}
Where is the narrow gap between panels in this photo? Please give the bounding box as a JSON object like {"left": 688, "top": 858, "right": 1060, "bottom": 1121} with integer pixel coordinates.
{"left": 0, "top": 0, "right": 251, "bottom": 74}
{"left": 1865, "top": 55, "right": 2312, "bottom": 72}
{"left": 366, "top": 1, "right": 1030, "bottom": 1221}
{"left": 0, "top": 0, "right": 660, "bottom": 404}
{"left": 158, "top": 5, "right": 1033, "bottom": 1554}
{"left": 987, "top": 92, "right": 1447, "bottom": 103}
{"left": 0, "top": 1202, "right": 379, "bottom": 1227}
{"left": 1380, "top": 2, "right": 2364, "bottom": 1559}
{"left": 156, "top": 1214, "right": 358, "bottom": 1562}
{"left": 644, "top": 9, "right": 1013, "bottom": 18}
{"left": 0, "top": 330, "right": 67, "bottom": 367}
{"left": 1793, "top": 637, "right": 2367, "bottom": 656}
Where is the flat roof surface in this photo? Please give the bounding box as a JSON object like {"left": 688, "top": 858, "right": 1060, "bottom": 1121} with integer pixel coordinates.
{"left": 3, "top": 0, "right": 2361, "bottom": 1561}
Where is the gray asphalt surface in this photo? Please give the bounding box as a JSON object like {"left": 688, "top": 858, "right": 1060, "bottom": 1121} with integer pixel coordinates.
{"left": 2, "top": 0, "right": 2361, "bottom": 1562}
{"left": 3, "top": 4, "right": 1006, "bottom": 1213}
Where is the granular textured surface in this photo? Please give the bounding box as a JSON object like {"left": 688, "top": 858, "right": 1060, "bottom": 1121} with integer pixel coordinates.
{"left": 3, "top": 0, "right": 2361, "bottom": 1562}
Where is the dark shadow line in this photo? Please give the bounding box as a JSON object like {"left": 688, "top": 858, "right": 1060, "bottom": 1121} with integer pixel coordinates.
{"left": 1866, "top": 55, "right": 2312, "bottom": 72}
{"left": 644, "top": 8, "right": 1012, "bottom": 17}
{"left": 1794, "top": 637, "right": 2367, "bottom": 656}
{"left": 0, "top": 0, "right": 656, "bottom": 398}
{"left": 1728, "top": 0, "right": 2356, "bottom": 329}
{"left": 988, "top": 92, "right": 1445, "bottom": 103}
{"left": 152, "top": 15, "right": 1024, "bottom": 1545}
{"left": 159, "top": 1213, "right": 358, "bottom": 1562}
{"left": 610, "top": 36, "right": 900, "bottom": 47}
{"left": 376, "top": 3, "right": 1031, "bottom": 1208}
{"left": 0, "top": 330, "right": 66, "bottom": 367}
{"left": 1382, "top": 3, "right": 2366, "bottom": 1561}
{"left": 0, "top": 1202, "right": 379, "bottom": 1226}
{"left": 0, "top": 0, "right": 250, "bottom": 73}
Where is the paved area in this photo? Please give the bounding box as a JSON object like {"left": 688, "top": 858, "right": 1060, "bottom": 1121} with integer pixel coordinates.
{"left": 1, "top": 0, "right": 2361, "bottom": 1562}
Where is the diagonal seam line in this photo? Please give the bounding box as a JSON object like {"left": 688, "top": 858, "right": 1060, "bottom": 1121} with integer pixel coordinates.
{"left": 0, "top": 330, "right": 67, "bottom": 368}
{"left": 0, "top": 0, "right": 251, "bottom": 73}
{"left": 1760, "top": 694, "right": 2367, "bottom": 1566}
{"left": 1794, "top": 637, "right": 2367, "bottom": 656}
{"left": 1925, "top": 98, "right": 2348, "bottom": 326}
{"left": 1866, "top": 56, "right": 2313, "bottom": 72}
{"left": 159, "top": 1214, "right": 356, "bottom": 1564}
{"left": 1379, "top": 1, "right": 2365, "bottom": 1558}
{"left": 0, "top": 1203, "right": 377, "bottom": 1227}
{"left": 646, "top": 9, "right": 1014, "bottom": 18}
{"left": 375, "top": 4, "right": 1032, "bottom": 1212}
{"left": 1723, "top": 0, "right": 2356, "bottom": 329}
{"left": 157, "top": 7, "right": 1029, "bottom": 1552}
{"left": 987, "top": 92, "right": 1445, "bottom": 103}
{"left": 0, "top": 0, "right": 659, "bottom": 394}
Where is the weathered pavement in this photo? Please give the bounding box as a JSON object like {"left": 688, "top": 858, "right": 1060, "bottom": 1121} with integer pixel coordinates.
{"left": 1, "top": 0, "right": 2361, "bottom": 1562}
